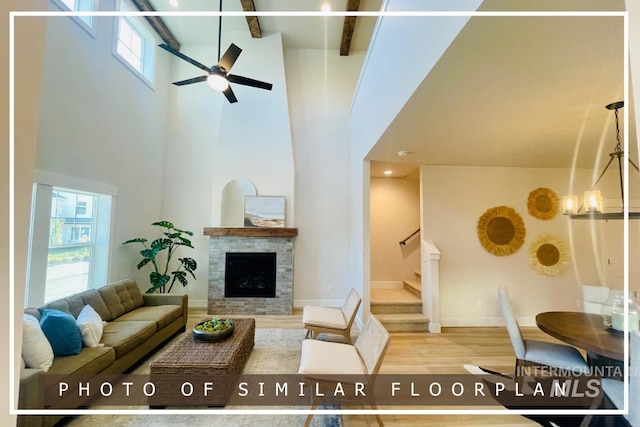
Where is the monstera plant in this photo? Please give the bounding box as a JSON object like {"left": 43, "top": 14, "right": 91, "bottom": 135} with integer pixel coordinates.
{"left": 123, "top": 221, "right": 197, "bottom": 293}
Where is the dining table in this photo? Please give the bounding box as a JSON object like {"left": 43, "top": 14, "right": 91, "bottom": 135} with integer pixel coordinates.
{"left": 535, "top": 311, "right": 625, "bottom": 362}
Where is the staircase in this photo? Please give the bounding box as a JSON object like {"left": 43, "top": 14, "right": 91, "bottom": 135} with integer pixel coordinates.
{"left": 371, "top": 271, "right": 429, "bottom": 332}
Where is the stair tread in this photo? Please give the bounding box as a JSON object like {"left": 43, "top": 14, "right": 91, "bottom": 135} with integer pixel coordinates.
{"left": 375, "top": 313, "right": 429, "bottom": 322}
{"left": 403, "top": 279, "right": 421, "bottom": 289}
{"left": 371, "top": 288, "right": 420, "bottom": 304}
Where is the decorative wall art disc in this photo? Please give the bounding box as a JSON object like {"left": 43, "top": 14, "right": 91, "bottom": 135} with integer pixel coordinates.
{"left": 527, "top": 187, "right": 559, "bottom": 220}
{"left": 529, "top": 234, "right": 570, "bottom": 276}
{"left": 477, "top": 206, "right": 526, "bottom": 256}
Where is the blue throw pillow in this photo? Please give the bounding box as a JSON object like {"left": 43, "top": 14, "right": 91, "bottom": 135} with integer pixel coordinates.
{"left": 40, "top": 308, "right": 83, "bottom": 356}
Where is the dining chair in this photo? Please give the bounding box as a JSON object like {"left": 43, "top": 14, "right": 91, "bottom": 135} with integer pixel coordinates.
{"left": 298, "top": 315, "right": 390, "bottom": 427}
{"left": 601, "top": 331, "right": 639, "bottom": 426}
{"left": 497, "top": 286, "right": 590, "bottom": 374}
{"left": 302, "top": 288, "right": 362, "bottom": 344}
{"left": 581, "top": 284, "right": 611, "bottom": 315}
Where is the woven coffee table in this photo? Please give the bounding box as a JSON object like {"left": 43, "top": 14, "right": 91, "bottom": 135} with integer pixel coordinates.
{"left": 148, "top": 318, "right": 255, "bottom": 407}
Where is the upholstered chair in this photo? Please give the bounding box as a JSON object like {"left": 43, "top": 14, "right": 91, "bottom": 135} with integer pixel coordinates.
{"left": 601, "top": 331, "right": 639, "bottom": 426}
{"left": 581, "top": 284, "right": 611, "bottom": 315}
{"left": 497, "top": 286, "right": 589, "bottom": 374}
{"left": 302, "top": 288, "right": 362, "bottom": 344}
{"left": 298, "top": 315, "right": 390, "bottom": 427}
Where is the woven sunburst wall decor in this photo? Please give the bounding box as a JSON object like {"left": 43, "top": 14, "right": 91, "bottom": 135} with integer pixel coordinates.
{"left": 477, "top": 206, "right": 526, "bottom": 256}
{"left": 529, "top": 234, "right": 570, "bottom": 276}
{"left": 527, "top": 187, "right": 559, "bottom": 220}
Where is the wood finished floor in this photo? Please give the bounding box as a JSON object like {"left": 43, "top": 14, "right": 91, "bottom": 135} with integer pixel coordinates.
{"left": 188, "top": 308, "right": 563, "bottom": 426}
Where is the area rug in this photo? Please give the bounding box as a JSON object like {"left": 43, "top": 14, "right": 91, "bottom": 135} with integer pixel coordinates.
{"left": 61, "top": 329, "right": 341, "bottom": 427}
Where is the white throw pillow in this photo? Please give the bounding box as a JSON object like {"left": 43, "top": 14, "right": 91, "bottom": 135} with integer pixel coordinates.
{"left": 22, "top": 314, "right": 54, "bottom": 371}
{"left": 76, "top": 304, "right": 104, "bottom": 347}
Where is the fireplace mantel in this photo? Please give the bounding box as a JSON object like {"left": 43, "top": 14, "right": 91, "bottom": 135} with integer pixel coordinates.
{"left": 203, "top": 227, "right": 298, "bottom": 237}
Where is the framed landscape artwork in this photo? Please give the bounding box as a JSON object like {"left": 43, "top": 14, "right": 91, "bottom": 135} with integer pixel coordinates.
{"left": 244, "top": 196, "right": 285, "bottom": 227}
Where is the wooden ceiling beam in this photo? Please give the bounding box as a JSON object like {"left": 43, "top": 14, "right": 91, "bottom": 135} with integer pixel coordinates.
{"left": 340, "top": 0, "right": 360, "bottom": 56}
{"left": 240, "top": 0, "right": 262, "bottom": 38}
{"left": 129, "top": 0, "right": 180, "bottom": 51}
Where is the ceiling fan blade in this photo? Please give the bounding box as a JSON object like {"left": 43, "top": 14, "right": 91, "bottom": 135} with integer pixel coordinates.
{"left": 228, "top": 74, "right": 273, "bottom": 91}
{"left": 159, "top": 43, "right": 210, "bottom": 74}
{"left": 172, "top": 75, "right": 208, "bottom": 86}
{"left": 223, "top": 86, "right": 238, "bottom": 103}
{"left": 217, "top": 43, "right": 242, "bottom": 73}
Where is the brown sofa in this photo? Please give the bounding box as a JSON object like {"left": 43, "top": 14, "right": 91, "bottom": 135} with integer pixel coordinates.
{"left": 18, "top": 279, "right": 188, "bottom": 427}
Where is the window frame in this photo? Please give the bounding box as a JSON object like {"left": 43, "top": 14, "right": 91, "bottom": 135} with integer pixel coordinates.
{"left": 112, "top": 0, "right": 157, "bottom": 88}
{"left": 50, "top": 0, "right": 98, "bottom": 38}
{"left": 26, "top": 172, "right": 117, "bottom": 307}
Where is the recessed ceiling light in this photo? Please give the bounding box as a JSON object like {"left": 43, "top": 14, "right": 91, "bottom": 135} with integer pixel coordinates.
{"left": 383, "top": 170, "right": 393, "bottom": 176}
{"left": 321, "top": 3, "right": 331, "bottom": 12}
{"left": 397, "top": 150, "right": 410, "bottom": 157}
{"left": 169, "top": 0, "right": 180, "bottom": 7}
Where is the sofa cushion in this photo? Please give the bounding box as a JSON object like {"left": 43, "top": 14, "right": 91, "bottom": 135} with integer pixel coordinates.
{"left": 47, "top": 346, "right": 115, "bottom": 377}
{"left": 101, "top": 321, "right": 156, "bottom": 359}
{"left": 40, "top": 309, "right": 83, "bottom": 357}
{"left": 76, "top": 304, "right": 105, "bottom": 347}
{"left": 98, "top": 280, "right": 144, "bottom": 320}
{"left": 22, "top": 314, "right": 54, "bottom": 371}
{"left": 113, "top": 305, "right": 182, "bottom": 331}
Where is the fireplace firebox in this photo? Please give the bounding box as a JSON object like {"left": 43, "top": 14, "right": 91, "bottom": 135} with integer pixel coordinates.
{"left": 224, "top": 252, "right": 277, "bottom": 298}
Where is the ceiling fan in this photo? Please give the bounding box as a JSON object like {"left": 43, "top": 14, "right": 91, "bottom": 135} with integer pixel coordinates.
{"left": 158, "top": 0, "right": 272, "bottom": 104}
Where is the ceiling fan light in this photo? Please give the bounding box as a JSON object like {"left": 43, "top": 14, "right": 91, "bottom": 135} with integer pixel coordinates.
{"left": 207, "top": 74, "right": 229, "bottom": 91}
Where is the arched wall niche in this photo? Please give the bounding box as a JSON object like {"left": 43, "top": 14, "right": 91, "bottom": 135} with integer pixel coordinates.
{"left": 220, "top": 178, "right": 257, "bottom": 226}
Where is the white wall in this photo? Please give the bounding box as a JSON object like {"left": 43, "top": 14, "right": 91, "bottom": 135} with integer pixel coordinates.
{"left": 370, "top": 172, "right": 421, "bottom": 283}
{"left": 4, "top": 1, "right": 49, "bottom": 423}
{"left": 419, "top": 165, "right": 628, "bottom": 327}
{"left": 35, "top": 4, "right": 173, "bottom": 288}
{"left": 349, "top": 1, "right": 483, "bottom": 319}
{"left": 285, "top": 47, "right": 365, "bottom": 306}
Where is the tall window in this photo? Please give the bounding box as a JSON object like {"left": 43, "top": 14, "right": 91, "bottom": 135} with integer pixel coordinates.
{"left": 27, "top": 177, "right": 114, "bottom": 306}
{"left": 52, "top": 0, "right": 96, "bottom": 30}
{"left": 114, "top": 0, "right": 156, "bottom": 85}
{"left": 46, "top": 189, "right": 97, "bottom": 302}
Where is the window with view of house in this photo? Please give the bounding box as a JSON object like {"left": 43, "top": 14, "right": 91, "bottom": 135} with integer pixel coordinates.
{"left": 114, "top": 0, "right": 156, "bottom": 85}
{"left": 27, "top": 177, "right": 115, "bottom": 306}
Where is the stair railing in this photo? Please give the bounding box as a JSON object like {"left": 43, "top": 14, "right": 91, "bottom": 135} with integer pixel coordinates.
{"left": 399, "top": 228, "right": 420, "bottom": 246}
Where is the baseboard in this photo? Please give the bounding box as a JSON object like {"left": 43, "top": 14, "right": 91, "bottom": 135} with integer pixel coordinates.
{"left": 428, "top": 322, "right": 441, "bottom": 333}
{"left": 440, "top": 316, "right": 537, "bottom": 327}
{"left": 371, "top": 281, "right": 404, "bottom": 289}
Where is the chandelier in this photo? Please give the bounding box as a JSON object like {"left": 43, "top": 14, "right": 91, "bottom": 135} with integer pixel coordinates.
{"left": 563, "top": 101, "right": 640, "bottom": 220}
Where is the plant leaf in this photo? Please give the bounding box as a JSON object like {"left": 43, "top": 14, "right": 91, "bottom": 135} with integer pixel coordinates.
{"left": 140, "top": 248, "right": 158, "bottom": 260}
{"left": 164, "top": 232, "right": 181, "bottom": 239}
{"left": 152, "top": 221, "right": 174, "bottom": 229}
{"left": 122, "top": 238, "right": 147, "bottom": 244}
{"left": 174, "top": 228, "right": 194, "bottom": 236}
{"left": 137, "top": 258, "right": 152, "bottom": 270}
{"left": 177, "top": 237, "right": 193, "bottom": 247}
{"left": 149, "top": 272, "right": 170, "bottom": 288}
{"left": 172, "top": 270, "right": 188, "bottom": 287}
{"left": 151, "top": 238, "right": 172, "bottom": 250}
{"left": 181, "top": 257, "right": 197, "bottom": 272}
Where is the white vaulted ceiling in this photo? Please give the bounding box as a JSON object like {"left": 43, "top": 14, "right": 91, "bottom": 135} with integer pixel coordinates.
{"left": 147, "top": 0, "right": 634, "bottom": 178}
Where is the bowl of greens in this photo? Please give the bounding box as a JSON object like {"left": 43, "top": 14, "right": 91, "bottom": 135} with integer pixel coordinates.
{"left": 193, "top": 317, "right": 234, "bottom": 342}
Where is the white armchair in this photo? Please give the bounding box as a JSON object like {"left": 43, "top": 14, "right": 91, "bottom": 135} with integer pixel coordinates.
{"left": 302, "top": 288, "right": 361, "bottom": 344}
{"left": 298, "top": 315, "right": 390, "bottom": 427}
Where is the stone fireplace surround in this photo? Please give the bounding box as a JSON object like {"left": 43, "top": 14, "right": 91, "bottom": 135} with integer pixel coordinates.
{"left": 204, "top": 227, "right": 298, "bottom": 315}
